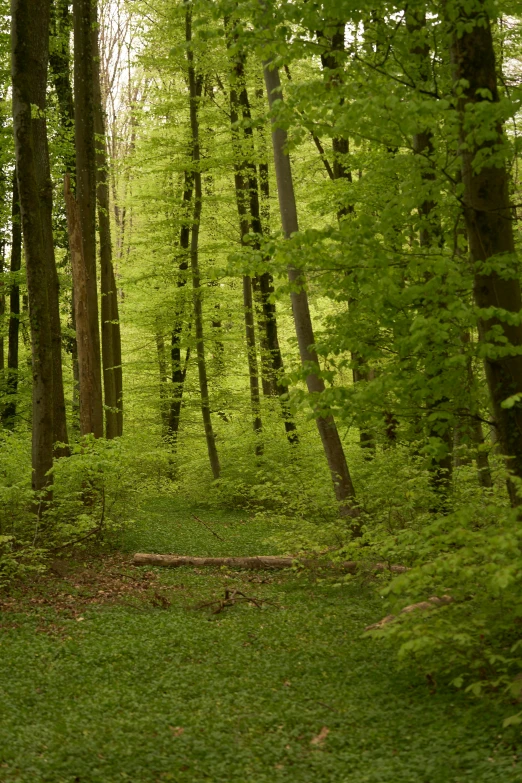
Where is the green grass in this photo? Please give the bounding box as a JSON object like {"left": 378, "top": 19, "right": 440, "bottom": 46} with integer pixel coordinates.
{"left": 0, "top": 497, "right": 520, "bottom": 782}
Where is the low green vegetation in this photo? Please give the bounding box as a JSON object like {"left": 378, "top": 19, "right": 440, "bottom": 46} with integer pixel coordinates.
{"left": 1, "top": 497, "right": 521, "bottom": 783}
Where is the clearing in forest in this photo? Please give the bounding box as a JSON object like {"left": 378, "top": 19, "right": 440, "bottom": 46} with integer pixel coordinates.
{"left": 0, "top": 498, "right": 519, "bottom": 783}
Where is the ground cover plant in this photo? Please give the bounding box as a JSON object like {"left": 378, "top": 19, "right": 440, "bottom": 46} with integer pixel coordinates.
{"left": 1, "top": 497, "right": 522, "bottom": 783}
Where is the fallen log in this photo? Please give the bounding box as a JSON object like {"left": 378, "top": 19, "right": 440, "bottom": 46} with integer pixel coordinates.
{"left": 132, "top": 553, "right": 409, "bottom": 574}
{"left": 365, "top": 595, "right": 454, "bottom": 632}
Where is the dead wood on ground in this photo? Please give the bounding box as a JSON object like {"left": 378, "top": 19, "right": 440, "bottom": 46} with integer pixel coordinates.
{"left": 133, "top": 553, "right": 408, "bottom": 573}
{"left": 365, "top": 595, "right": 454, "bottom": 632}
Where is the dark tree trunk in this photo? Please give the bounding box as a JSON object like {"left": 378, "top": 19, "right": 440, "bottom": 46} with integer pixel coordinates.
{"left": 49, "top": 0, "right": 79, "bottom": 432}
{"left": 264, "top": 61, "right": 359, "bottom": 527}
{"left": 93, "top": 5, "right": 123, "bottom": 438}
{"left": 186, "top": 8, "right": 220, "bottom": 480}
{"left": 226, "top": 35, "right": 297, "bottom": 441}
{"left": 168, "top": 170, "right": 192, "bottom": 441}
{"left": 225, "top": 32, "right": 263, "bottom": 451}
{"left": 155, "top": 329, "right": 168, "bottom": 435}
{"left": 32, "top": 55, "right": 69, "bottom": 457}
{"left": 450, "top": 3, "right": 522, "bottom": 504}
{"left": 407, "top": 9, "right": 453, "bottom": 504}
{"left": 2, "top": 172, "right": 22, "bottom": 429}
{"left": 72, "top": 0, "right": 103, "bottom": 437}
{"left": 11, "top": 0, "right": 54, "bottom": 496}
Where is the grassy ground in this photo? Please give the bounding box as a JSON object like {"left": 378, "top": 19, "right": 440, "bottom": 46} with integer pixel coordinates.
{"left": 0, "top": 497, "right": 520, "bottom": 782}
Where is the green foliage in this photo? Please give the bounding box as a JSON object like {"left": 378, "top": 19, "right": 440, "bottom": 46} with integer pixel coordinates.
{"left": 0, "top": 497, "right": 520, "bottom": 782}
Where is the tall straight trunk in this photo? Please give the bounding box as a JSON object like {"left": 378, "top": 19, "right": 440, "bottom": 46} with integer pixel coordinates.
{"left": 155, "top": 329, "right": 168, "bottom": 435}
{"left": 227, "top": 38, "right": 297, "bottom": 441}
{"left": 20, "top": 0, "right": 70, "bottom": 455}
{"left": 450, "top": 3, "right": 522, "bottom": 502}
{"left": 225, "top": 35, "right": 263, "bottom": 450}
{"left": 407, "top": 10, "right": 453, "bottom": 502}
{"left": 49, "top": 0, "right": 80, "bottom": 432}
{"left": 11, "top": 0, "right": 54, "bottom": 495}
{"left": 72, "top": 0, "right": 103, "bottom": 437}
{"left": 263, "top": 62, "right": 359, "bottom": 525}
{"left": 93, "top": 5, "right": 123, "bottom": 438}
{"left": 168, "top": 169, "right": 193, "bottom": 441}
{"left": 186, "top": 8, "right": 220, "bottom": 480}
{"left": 2, "top": 172, "right": 22, "bottom": 429}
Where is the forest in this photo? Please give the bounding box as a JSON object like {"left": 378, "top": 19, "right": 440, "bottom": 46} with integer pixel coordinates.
{"left": 2, "top": 0, "right": 522, "bottom": 779}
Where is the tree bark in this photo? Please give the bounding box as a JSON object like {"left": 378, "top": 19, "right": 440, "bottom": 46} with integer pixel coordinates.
{"left": 133, "top": 553, "right": 408, "bottom": 573}
{"left": 11, "top": 0, "right": 54, "bottom": 496}
{"left": 72, "top": 0, "right": 103, "bottom": 438}
{"left": 27, "top": 0, "right": 69, "bottom": 456}
{"left": 263, "top": 62, "right": 359, "bottom": 526}
{"left": 226, "top": 36, "right": 298, "bottom": 441}
{"left": 225, "top": 40, "right": 263, "bottom": 451}
{"left": 2, "top": 172, "right": 22, "bottom": 429}
{"left": 449, "top": 1, "right": 522, "bottom": 504}
{"left": 186, "top": 7, "right": 220, "bottom": 480}
{"left": 407, "top": 10, "right": 453, "bottom": 504}
{"left": 168, "top": 169, "right": 192, "bottom": 441}
{"left": 93, "top": 4, "right": 123, "bottom": 438}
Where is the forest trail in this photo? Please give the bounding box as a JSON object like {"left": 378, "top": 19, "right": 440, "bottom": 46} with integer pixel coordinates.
{"left": 0, "top": 498, "right": 519, "bottom": 783}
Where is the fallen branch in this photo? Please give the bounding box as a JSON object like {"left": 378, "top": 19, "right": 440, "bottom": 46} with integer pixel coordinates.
{"left": 133, "top": 553, "right": 408, "bottom": 574}
{"left": 365, "top": 595, "right": 454, "bottom": 632}
{"left": 192, "top": 515, "right": 224, "bottom": 542}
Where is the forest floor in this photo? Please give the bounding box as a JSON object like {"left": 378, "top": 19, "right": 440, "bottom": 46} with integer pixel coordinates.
{"left": 0, "top": 497, "right": 521, "bottom": 783}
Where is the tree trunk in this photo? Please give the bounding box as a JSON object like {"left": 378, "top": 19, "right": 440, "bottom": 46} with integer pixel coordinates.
{"left": 2, "top": 172, "right": 22, "bottom": 429}
{"left": 263, "top": 62, "right": 359, "bottom": 526}
{"left": 72, "top": 0, "right": 103, "bottom": 438}
{"left": 407, "top": 9, "right": 453, "bottom": 504}
{"left": 226, "top": 38, "right": 297, "bottom": 442}
{"left": 27, "top": 0, "right": 69, "bottom": 456}
{"left": 225, "top": 38, "right": 263, "bottom": 451}
{"left": 168, "top": 169, "right": 192, "bottom": 442}
{"left": 186, "top": 8, "right": 220, "bottom": 480}
{"left": 93, "top": 4, "right": 123, "bottom": 438}
{"left": 11, "top": 0, "right": 54, "bottom": 496}
{"left": 49, "top": 0, "right": 80, "bottom": 432}
{"left": 449, "top": 2, "right": 522, "bottom": 504}
{"left": 155, "top": 329, "right": 168, "bottom": 435}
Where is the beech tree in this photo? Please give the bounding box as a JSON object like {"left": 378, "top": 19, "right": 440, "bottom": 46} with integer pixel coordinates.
{"left": 11, "top": 0, "right": 55, "bottom": 494}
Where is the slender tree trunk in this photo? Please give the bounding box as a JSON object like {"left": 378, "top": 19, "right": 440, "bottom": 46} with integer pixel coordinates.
{"left": 263, "top": 62, "right": 359, "bottom": 525}
{"left": 407, "top": 10, "right": 453, "bottom": 504}
{"left": 155, "top": 329, "right": 168, "bottom": 435}
{"left": 225, "top": 34, "right": 263, "bottom": 451}
{"left": 186, "top": 8, "right": 220, "bottom": 480}
{"left": 49, "top": 0, "right": 79, "bottom": 432}
{"left": 93, "top": 4, "right": 123, "bottom": 438}
{"left": 450, "top": 3, "right": 522, "bottom": 504}
{"left": 168, "top": 169, "right": 192, "bottom": 441}
{"left": 72, "top": 0, "right": 103, "bottom": 437}
{"left": 2, "top": 172, "right": 22, "bottom": 429}
{"left": 227, "top": 39, "right": 297, "bottom": 441}
{"left": 11, "top": 0, "right": 54, "bottom": 496}
{"left": 23, "top": 0, "right": 70, "bottom": 456}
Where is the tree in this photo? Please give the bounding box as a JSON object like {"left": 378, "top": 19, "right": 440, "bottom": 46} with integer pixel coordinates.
{"left": 263, "top": 61, "right": 359, "bottom": 525}
{"left": 450, "top": 0, "right": 522, "bottom": 504}
{"left": 71, "top": 0, "right": 103, "bottom": 438}
{"left": 11, "top": 0, "right": 55, "bottom": 494}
